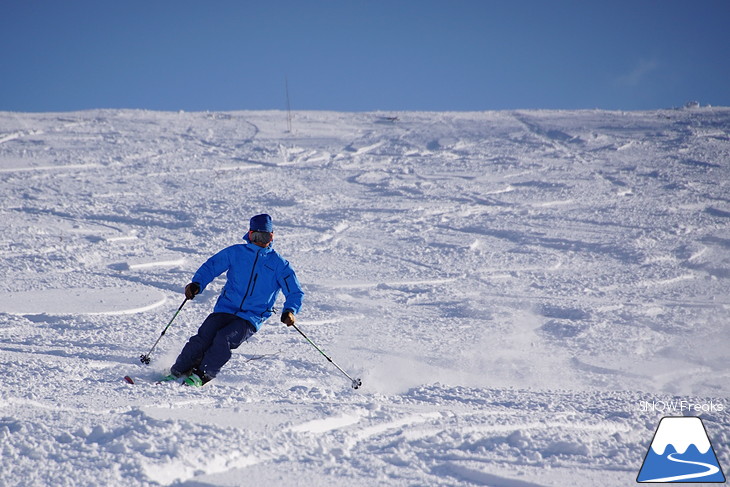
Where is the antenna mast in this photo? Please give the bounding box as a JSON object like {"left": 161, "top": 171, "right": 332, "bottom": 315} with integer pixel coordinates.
{"left": 285, "top": 76, "right": 292, "bottom": 133}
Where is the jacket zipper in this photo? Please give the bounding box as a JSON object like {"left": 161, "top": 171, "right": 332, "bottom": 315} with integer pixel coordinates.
{"left": 249, "top": 274, "right": 259, "bottom": 296}
{"left": 240, "top": 249, "right": 261, "bottom": 310}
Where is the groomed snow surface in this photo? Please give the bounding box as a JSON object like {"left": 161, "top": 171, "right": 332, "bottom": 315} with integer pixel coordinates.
{"left": 0, "top": 108, "right": 728, "bottom": 486}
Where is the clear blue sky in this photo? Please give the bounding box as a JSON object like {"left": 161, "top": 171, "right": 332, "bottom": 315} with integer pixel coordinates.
{"left": 2, "top": 0, "right": 729, "bottom": 112}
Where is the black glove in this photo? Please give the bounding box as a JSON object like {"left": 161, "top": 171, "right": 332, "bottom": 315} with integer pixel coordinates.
{"left": 185, "top": 282, "right": 201, "bottom": 300}
{"left": 281, "top": 309, "right": 296, "bottom": 327}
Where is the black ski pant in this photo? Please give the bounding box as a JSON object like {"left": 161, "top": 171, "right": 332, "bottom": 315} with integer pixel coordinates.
{"left": 172, "top": 312, "right": 256, "bottom": 378}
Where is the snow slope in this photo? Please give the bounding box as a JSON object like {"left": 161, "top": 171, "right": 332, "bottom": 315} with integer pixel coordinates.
{"left": 0, "top": 108, "right": 728, "bottom": 486}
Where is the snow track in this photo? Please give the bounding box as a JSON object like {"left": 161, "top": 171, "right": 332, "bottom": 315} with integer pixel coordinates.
{"left": 1, "top": 108, "right": 728, "bottom": 486}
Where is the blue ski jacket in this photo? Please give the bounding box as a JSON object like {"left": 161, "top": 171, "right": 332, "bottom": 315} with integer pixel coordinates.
{"left": 191, "top": 242, "right": 304, "bottom": 331}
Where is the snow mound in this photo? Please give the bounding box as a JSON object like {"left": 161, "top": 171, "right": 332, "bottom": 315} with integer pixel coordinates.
{"left": 1, "top": 287, "right": 166, "bottom": 316}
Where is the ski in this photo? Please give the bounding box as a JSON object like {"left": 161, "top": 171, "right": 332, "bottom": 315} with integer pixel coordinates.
{"left": 122, "top": 374, "right": 184, "bottom": 385}
{"left": 123, "top": 352, "right": 280, "bottom": 387}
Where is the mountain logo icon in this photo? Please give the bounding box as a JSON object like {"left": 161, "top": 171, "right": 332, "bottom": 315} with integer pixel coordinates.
{"left": 637, "top": 416, "right": 726, "bottom": 483}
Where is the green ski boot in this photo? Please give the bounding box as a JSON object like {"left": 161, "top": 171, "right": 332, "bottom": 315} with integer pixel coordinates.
{"left": 183, "top": 373, "right": 203, "bottom": 387}
{"left": 183, "top": 370, "right": 212, "bottom": 387}
{"left": 157, "top": 374, "right": 180, "bottom": 384}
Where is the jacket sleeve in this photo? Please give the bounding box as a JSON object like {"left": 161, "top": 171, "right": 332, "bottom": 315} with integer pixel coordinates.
{"left": 191, "top": 247, "right": 232, "bottom": 292}
{"left": 277, "top": 261, "right": 304, "bottom": 314}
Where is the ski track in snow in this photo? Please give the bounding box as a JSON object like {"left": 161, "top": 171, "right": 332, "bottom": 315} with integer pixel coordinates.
{"left": 0, "top": 108, "right": 729, "bottom": 486}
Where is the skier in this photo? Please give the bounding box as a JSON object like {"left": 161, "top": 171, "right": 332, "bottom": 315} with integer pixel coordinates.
{"left": 166, "top": 214, "right": 304, "bottom": 386}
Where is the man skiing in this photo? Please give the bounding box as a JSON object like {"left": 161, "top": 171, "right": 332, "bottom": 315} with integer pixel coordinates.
{"left": 167, "top": 214, "right": 304, "bottom": 386}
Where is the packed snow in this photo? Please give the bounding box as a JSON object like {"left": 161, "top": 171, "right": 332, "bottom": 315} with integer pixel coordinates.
{"left": 0, "top": 108, "right": 728, "bottom": 486}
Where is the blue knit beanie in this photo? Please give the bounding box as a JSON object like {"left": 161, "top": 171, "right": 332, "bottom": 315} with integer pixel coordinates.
{"left": 249, "top": 214, "right": 273, "bottom": 233}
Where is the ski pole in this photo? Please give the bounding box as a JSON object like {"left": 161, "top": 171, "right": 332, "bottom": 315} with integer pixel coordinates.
{"left": 139, "top": 297, "right": 188, "bottom": 365}
{"left": 291, "top": 323, "right": 362, "bottom": 389}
